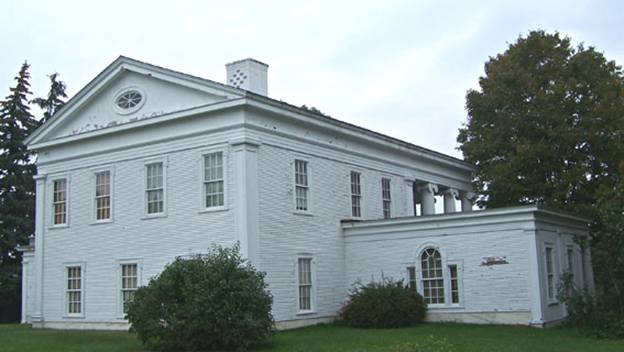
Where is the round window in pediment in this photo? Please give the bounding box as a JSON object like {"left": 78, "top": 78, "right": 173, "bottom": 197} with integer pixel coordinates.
{"left": 112, "top": 87, "right": 146, "bottom": 115}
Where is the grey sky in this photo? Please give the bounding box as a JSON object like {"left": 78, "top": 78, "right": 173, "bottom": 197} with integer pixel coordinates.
{"left": 2, "top": 0, "right": 622, "bottom": 158}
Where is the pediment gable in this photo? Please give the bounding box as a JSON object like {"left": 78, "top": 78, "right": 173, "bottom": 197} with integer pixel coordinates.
{"left": 27, "top": 56, "right": 243, "bottom": 147}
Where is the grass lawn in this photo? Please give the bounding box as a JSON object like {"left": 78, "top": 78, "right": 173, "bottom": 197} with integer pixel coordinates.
{"left": 1, "top": 323, "right": 622, "bottom": 352}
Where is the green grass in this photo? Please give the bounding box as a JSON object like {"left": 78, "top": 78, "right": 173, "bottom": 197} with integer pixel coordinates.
{"left": 1, "top": 323, "right": 622, "bottom": 352}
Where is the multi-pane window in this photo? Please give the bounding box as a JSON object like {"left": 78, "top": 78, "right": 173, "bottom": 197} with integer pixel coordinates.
{"left": 295, "top": 160, "right": 309, "bottom": 211}
{"left": 66, "top": 266, "right": 82, "bottom": 315}
{"left": 350, "top": 172, "right": 361, "bottom": 217}
{"left": 381, "top": 178, "right": 391, "bottom": 219}
{"left": 53, "top": 179, "right": 68, "bottom": 225}
{"left": 298, "top": 258, "right": 313, "bottom": 311}
{"left": 120, "top": 264, "right": 138, "bottom": 314}
{"left": 545, "top": 246, "right": 555, "bottom": 300}
{"left": 204, "top": 152, "right": 224, "bottom": 208}
{"left": 566, "top": 246, "right": 574, "bottom": 277}
{"left": 406, "top": 266, "right": 417, "bottom": 290}
{"left": 421, "top": 248, "right": 444, "bottom": 304}
{"left": 449, "top": 264, "right": 459, "bottom": 304}
{"left": 145, "top": 162, "right": 164, "bottom": 214}
{"left": 95, "top": 171, "right": 111, "bottom": 221}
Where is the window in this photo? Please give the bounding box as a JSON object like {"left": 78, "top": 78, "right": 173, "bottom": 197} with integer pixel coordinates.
{"left": 66, "top": 266, "right": 82, "bottom": 315}
{"left": 297, "top": 258, "right": 313, "bottom": 312}
{"left": 120, "top": 264, "right": 138, "bottom": 314}
{"left": 95, "top": 171, "right": 111, "bottom": 221}
{"left": 406, "top": 266, "right": 417, "bottom": 290}
{"left": 449, "top": 264, "right": 459, "bottom": 304}
{"left": 382, "top": 178, "right": 391, "bottom": 219}
{"left": 113, "top": 87, "right": 146, "bottom": 115}
{"left": 295, "top": 160, "right": 309, "bottom": 211}
{"left": 145, "top": 162, "right": 164, "bottom": 215}
{"left": 203, "top": 152, "right": 224, "bottom": 208}
{"left": 566, "top": 246, "right": 574, "bottom": 277}
{"left": 350, "top": 172, "right": 361, "bottom": 217}
{"left": 421, "top": 248, "right": 444, "bottom": 304}
{"left": 53, "top": 179, "right": 68, "bottom": 225}
{"left": 545, "top": 246, "right": 556, "bottom": 301}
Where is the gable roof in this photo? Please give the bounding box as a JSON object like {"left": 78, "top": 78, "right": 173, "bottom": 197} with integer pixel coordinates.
{"left": 26, "top": 56, "right": 473, "bottom": 171}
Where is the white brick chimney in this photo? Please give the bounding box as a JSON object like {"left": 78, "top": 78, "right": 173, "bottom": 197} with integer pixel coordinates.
{"left": 226, "top": 58, "right": 269, "bottom": 96}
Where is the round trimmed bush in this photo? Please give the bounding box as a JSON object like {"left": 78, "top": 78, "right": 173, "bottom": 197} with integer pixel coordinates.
{"left": 125, "top": 244, "right": 274, "bottom": 351}
{"left": 340, "top": 278, "right": 426, "bottom": 328}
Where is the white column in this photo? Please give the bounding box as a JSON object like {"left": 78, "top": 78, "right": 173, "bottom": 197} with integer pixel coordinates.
{"left": 460, "top": 191, "right": 475, "bottom": 212}
{"left": 230, "top": 137, "right": 261, "bottom": 266}
{"left": 31, "top": 174, "right": 46, "bottom": 326}
{"left": 418, "top": 183, "right": 438, "bottom": 215}
{"left": 442, "top": 188, "right": 459, "bottom": 213}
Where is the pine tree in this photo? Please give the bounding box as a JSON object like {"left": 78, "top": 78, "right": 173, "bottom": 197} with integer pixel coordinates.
{"left": 32, "top": 73, "right": 67, "bottom": 124}
{"left": 0, "top": 62, "right": 38, "bottom": 322}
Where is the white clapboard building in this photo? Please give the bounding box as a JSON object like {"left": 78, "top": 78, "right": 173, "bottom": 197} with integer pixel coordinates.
{"left": 18, "top": 56, "right": 594, "bottom": 330}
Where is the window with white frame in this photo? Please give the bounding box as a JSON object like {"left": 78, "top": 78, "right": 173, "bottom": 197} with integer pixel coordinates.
{"left": 297, "top": 257, "right": 313, "bottom": 312}
{"left": 545, "top": 246, "right": 556, "bottom": 301}
{"left": 120, "top": 263, "right": 138, "bottom": 314}
{"left": 95, "top": 171, "right": 111, "bottom": 221}
{"left": 145, "top": 162, "right": 164, "bottom": 214}
{"left": 406, "top": 266, "right": 417, "bottom": 290}
{"left": 566, "top": 246, "right": 574, "bottom": 278}
{"left": 381, "top": 178, "right": 391, "bottom": 219}
{"left": 449, "top": 264, "right": 460, "bottom": 304}
{"left": 53, "top": 179, "right": 68, "bottom": 225}
{"left": 66, "top": 266, "right": 82, "bottom": 315}
{"left": 295, "top": 160, "right": 309, "bottom": 211}
{"left": 350, "top": 171, "right": 361, "bottom": 217}
{"left": 203, "top": 152, "right": 224, "bottom": 208}
{"left": 421, "top": 248, "right": 444, "bottom": 304}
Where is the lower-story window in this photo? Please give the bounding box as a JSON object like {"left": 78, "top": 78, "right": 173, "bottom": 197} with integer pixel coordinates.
{"left": 545, "top": 245, "right": 556, "bottom": 302}
{"left": 121, "top": 263, "right": 138, "bottom": 314}
{"left": 297, "top": 257, "right": 314, "bottom": 312}
{"left": 418, "top": 248, "right": 462, "bottom": 306}
{"left": 66, "top": 266, "right": 82, "bottom": 315}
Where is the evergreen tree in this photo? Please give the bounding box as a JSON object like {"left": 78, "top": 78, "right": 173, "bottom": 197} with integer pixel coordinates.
{"left": 32, "top": 73, "right": 67, "bottom": 124}
{"left": 0, "top": 62, "right": 38, "bottom": 322}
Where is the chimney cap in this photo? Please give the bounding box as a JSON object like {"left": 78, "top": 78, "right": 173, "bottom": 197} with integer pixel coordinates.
{"left": 225, "top": 58, "right": 269, "bottom": 68}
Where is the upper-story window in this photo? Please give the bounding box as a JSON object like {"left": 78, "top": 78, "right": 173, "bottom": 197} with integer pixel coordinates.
{"left": 53, "top": 178, "right": 68, "bottom": 225}
{"left": 95, "top": 171, "right": 111, "bottom": 221}
{"left": 295, "top": 160, "right": 309, "bottom": 211}
{"left": 203, "top": 152, "right": 224, "bottom": 208}
{"left": 350, "top": 172, "right": 361, "bottom": 218}
{"left": 381, "top": 178, "right": 391, "bottom": 219}
{"left": 145, "top": 162, "right": 164, "bottom": 215}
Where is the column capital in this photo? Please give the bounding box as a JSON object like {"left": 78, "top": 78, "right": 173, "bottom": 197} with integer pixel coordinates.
{"left": 417, "top": 183, "right": 438, "bottom": 194}
{"left": 441, "top": 188, "right": 459, "bottom": 198}
{"left": 460, "top": 190, "right": 476, "bottom": 200}
{"left": 33, "top": 174, "right": 47, "bottom": 181}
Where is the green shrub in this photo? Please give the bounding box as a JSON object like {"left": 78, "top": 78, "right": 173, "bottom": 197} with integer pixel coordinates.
{"left": 558, "top": 272, "right": 624, "bottom": 338}
{"left": 125, "top": 244, "right": 274, "bottom": 351}
{"left": 340, "top": 277, "right": 426, "bottom": 328}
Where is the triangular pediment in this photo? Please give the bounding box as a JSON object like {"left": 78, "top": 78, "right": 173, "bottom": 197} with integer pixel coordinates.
{"left": 27, "top": 56, "right": 244, "bottom": 147}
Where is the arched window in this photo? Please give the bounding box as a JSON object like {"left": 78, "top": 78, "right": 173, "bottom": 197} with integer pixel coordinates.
{"left": 421, "top": 248, "right": 445, "bottom": 304}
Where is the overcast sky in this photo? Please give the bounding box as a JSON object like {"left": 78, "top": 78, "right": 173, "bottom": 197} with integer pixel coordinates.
{"left": 1, "top": 0, "right": 622, "bottom": 158}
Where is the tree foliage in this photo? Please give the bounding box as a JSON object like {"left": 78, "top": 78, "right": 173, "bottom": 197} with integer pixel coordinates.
{"left": 457, "top": 30, "right": 624, "bottom": 336}
{"left": 32, "top": 73, "right": 67, "bottom": 124}
{"left": 0, "top": 62, "right": 39, "bottom": 322}
{"left": 126, "top": 244, "right": 274, "bottom": 351}
{"left": 458, "top": 30, "right": 624, "bottom": 213}
{"left": 0, "top": 64, "right": 67, "bottom": 322}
